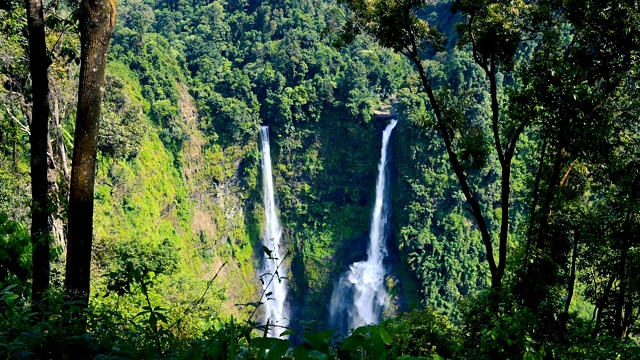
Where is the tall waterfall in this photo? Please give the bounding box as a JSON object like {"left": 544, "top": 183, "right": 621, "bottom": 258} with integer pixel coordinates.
{"left": 259, "top": 126, "right": 288, "bottom": 337}
{"left": 329, "top": 119, "right": 397, "bottom": 333}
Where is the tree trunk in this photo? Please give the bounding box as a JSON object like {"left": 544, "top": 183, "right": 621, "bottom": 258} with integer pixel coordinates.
{"left": 409, "top": 54, "right": 500, "bottom": 286}
{"left": 51, "top": 98, "right": 69, "bottom": 253}
{"left": 46, "top": 135, "right": 67, "bottom": 249}
{"left": 562, "top": 231, "right": 579, "bottom": 333}
{"left": 65, "top": 0, "right": 116, "bottom": 305}
{"left": 53, "top": 97, "right": 70, "bottom": 182}
{"left": 614, "top": 173, "right": 639, "bottom": 338}
{"left": 523, "top": 135, "right": 547, "bottom": 277}
{"left": 13, "top": 140, "right": 17, "bottom": 168}
{"left": 593, "top": 275, "right": 615, "bottom": 337}
{"left": 565, "top": 234, "right": 578, "bottom": 315}
{"left": 536, "top": 146, "right": 565, "bottom": 251}
{"left": 24, "top": 0, "right": 51, "bottom": 309}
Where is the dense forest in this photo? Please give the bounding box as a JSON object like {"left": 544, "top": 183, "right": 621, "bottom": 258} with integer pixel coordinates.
{"left": 1, "top": 0, "right": 639, "bottom": 358}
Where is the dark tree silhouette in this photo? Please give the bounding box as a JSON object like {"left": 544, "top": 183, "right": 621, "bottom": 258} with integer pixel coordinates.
{"left": 24, "top": 0, "right": 51, "bottom": 309}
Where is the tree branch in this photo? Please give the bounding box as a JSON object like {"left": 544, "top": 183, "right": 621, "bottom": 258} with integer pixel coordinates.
{"left": 2, "top": 104, "right": 31, "bottom": 135}
{"left": 166, "top": 261, "right": 227, "bottom": 331}
{"left": 404, "top": 32, "right": 499, "bottom": 280}
{"left": 506, "top": 120, "right": 527, "bottom": 161}
{"left": 467, "top": 12, "right": 487, "bottom": 71}
{"left": 488, "top": 68, "right": 505, "bottom": 165}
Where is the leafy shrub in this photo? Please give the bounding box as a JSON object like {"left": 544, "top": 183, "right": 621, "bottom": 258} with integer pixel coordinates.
{"left": 100, "top": 74, "right": 148, "bottom": 160}
{"left": 151, "top": 99, "right": 189, "bottom": 150}
{"left": 379, "top": 309, "right": 460, "bottom": 358}
{"left": 459, "top": 287, "right": 555, "bottom": 360}
{"left": 105, "top": 238, "right": 179, "bottom": 296}
{"left": 0, "top": 213, "right": 30, "bottom": 290}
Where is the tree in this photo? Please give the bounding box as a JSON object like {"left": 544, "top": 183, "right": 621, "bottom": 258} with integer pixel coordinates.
{"left": 23, "top": 0, "right": 52, "bottom": 308}
{"left": 339, "top": 0, "right": 532, "bottom": 292}
{"left": 507, "top": 0, "right": 640, "bottom": 319}
{"left": 576, "top": 77, "right": 640, "bottom": 339}
{"left": 65, "top": 0, "right": 116, "bottom": 305}
{"left": 340, "top": 0, "right": 640, "bottom": 305}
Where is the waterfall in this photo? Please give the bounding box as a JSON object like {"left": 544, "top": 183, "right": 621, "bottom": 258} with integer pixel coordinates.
{"left": 329, "top": 119, "right": 397, "bottom": 333}
{"left": 259, "top": 126, "right": 289, "bottom": 337}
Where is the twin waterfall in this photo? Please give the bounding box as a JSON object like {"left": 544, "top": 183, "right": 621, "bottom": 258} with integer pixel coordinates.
{"left": 259, "top": 126, "right": 289, "bottom": 337}
{"left": 258, "top": 120, "right": 397, "bottom": 336}
{"left": 329, "top": 119, "right": 397, "bottom": 333}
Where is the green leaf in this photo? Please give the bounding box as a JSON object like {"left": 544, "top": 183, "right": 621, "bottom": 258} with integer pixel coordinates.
{"left": 292, "top": 346, "right": 310, "bottom": 360}
{"left": 267, "top": 339, "right": 290, "bottom": 360}
{"left": 156, "top": 312, "right": 168, "bottom": 324}
{"left": 378, "top": 328, "right": 392, "bottom": 345}
{"left": 262, "top": 245, "right": 273, "bottom": 257}
{"left": 113, "top": 342, "right": 137, "bottom": 355}
{"left": 303, "top": 330, "right": 333, "bottom": 352}
{"left": 134, "top": 310, "right": 150, "bottom": 318}
{"left": 339, "top": 334, "right": 365, "bottom": 351}
{"left": 4, "top": 293, "right": 19, "bottom": 305}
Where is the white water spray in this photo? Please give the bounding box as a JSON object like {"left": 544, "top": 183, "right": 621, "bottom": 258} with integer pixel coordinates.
{"left": 259, "top": 126, "right": 288, "bottom": 337}
{"left": 329, "top": 119, "right": 397, "bottom": 332}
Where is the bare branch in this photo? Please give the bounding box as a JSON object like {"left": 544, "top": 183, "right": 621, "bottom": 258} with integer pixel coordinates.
{"left": 559, "top": 159, "right": 579, "bottom": 188}
{"left": 3, "top": 104, "right": 31, "bottom": 135}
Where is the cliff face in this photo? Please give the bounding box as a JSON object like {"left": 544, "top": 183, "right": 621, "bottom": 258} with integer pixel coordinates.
{"left": 83, "top": 0, "right": 426, "bottom": 323}
{"left": 92, "top": 61, "right": 264, "bottom": 319}
{"left": 0, "top": 0, "right": 489, "bottom": 324}
{"left": 91, "top": 84, "right": 412, "bottom": 324}
{"left": 89, "top": 21, "right": 488, "bottom": 324}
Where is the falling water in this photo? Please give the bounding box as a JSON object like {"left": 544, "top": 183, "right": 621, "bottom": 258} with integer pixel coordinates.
{"left": 259, "top": 126, "right": 288, "bottom": 337}
{"left": 329, "top": 119, "right": 397, "bottom": 333}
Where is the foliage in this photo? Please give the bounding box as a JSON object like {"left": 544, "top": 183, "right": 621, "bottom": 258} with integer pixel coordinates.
{"left": 99, "top": 67, "right": 148, "bottom": 160}
{"left": 104, "top": 238, "right": 179, "bottom": 297}
{"left": 460, "top": 285, "right": 555, "bottom": 359}
{"left": 0, "top": 213, "right": 31, "bottom": 291}
{"left": 0, "top": 254, "right": 455, "bottom": 359}
{"left": 0, "top": 4, "right": 31, "bottom": 221}
{"left": 378, "top": 309, "right": 460, "bottom": 358}
{"left": 394, "top": 112, "right": 490, "bottom": 316}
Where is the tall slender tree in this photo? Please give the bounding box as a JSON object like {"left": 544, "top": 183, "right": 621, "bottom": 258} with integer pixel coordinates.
{"left": 65, "top": 0, "right": 116, "bottom": 305}
{"left": 24, "top": 0, "right": 52, "bottom": 308}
